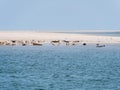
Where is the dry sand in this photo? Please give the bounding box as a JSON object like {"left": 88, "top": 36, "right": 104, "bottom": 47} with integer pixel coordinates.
{"left": 0, "top": 31, "right": 120, "bottom": 43}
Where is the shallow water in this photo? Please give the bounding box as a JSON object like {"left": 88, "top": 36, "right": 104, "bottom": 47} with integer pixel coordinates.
{"left": 62, "top": 31, "right": 120, "bottom": 37}
{"left": 0, "top": 44, "right": 120, "bottom": 90}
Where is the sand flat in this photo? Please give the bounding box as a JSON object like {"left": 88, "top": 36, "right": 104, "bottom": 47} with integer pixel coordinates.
{"left": 0, "top": 31, "right": 120, "bottom": 43}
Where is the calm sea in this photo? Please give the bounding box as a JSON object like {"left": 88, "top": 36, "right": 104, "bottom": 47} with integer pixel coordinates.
{"left": 61, "top": 31, "right": 120, "bottom": 37}
{"left": 0, "top": 44, "right": 120, "bottom": 90}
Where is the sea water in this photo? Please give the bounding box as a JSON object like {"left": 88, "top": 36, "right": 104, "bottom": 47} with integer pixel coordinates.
{"left": 0, "top": 44, "right": 120, "bottom": 90}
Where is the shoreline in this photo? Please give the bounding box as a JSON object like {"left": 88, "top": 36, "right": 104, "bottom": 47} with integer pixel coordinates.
{"left": 0, "top": 31, "right": 120, "bottom": 46}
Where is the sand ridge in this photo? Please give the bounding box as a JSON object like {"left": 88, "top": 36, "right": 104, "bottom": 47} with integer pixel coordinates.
{"left": 0, "top": 31, "right": 120, "bottom": 43}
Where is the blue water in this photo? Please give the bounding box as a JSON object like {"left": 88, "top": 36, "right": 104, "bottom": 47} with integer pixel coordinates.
{"left": 0, "top": 44, "right": 120, "bottom": 90}
{"left": 61, "top": 31, "right": 120, "bottom": 37}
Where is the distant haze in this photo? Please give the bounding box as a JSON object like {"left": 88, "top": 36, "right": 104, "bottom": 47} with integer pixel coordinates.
{"left": 0, "top": 0, "right": 120, "bottom": 31}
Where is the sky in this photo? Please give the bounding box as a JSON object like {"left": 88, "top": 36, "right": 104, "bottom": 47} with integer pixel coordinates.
{"left": 0, "top": 0, "right": 120, "bottom": 31}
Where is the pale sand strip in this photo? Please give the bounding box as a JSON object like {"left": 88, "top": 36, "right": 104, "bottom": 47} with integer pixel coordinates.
{"left": 0, "top": 31, "right": 120, "bottom": 43}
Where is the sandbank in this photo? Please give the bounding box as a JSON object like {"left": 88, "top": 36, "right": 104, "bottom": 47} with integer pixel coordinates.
{"left": 0, "top": 31, "right": 120, "bottom": 44}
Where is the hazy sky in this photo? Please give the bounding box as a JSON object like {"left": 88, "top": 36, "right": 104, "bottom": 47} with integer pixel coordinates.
{"left": 0, "top": 0, "right": 120, "bottom": 31}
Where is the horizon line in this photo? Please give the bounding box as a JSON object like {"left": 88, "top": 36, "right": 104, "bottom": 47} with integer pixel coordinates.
{"left": 0, "top": 30, "right": 120, "bottom": 32}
